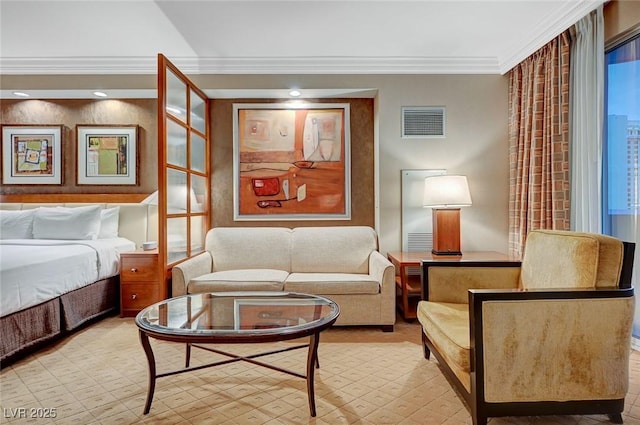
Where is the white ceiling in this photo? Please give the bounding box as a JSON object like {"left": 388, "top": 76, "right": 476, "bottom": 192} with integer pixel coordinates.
{"left": 0, "top": 0, "right": 605, "bottom": 98}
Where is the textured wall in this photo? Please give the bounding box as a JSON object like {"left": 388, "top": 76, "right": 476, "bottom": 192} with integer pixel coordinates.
{"left": 210, "top": 98, "right": 375, "bottom": 228}
{"left": 0, "top": 99, "right": 157, "bottom": 195}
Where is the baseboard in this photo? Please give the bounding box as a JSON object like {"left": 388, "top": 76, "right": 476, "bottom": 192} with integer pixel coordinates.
{"left": 632, "top": 336, "right": 640, "bottom": 352}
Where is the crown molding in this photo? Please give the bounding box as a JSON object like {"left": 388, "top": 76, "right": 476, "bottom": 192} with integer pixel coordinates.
{"left": 0, "top": 55, "right": 501, "bottom": 75}
{"left": 498, "top": 0, "right": 605, "bottom": 74}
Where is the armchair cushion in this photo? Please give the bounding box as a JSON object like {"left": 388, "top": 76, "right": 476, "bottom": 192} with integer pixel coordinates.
{"left": 520, "top": 230, "right": 624, "bottom": 290}
{"left": 417, "top": 301, "right": 470, "bottom": 390}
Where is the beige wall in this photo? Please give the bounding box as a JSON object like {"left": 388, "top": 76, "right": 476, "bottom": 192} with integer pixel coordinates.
{"left": 0, "top": 99, "right": 157, "bottom": 195}
{"left": 0, "top": 75, "right": 510, "bottom": 255}
{"left": 194, "top": 74, "right": 511, "bottom": 255}
{"left": 604, "top": 0, "right": 640, "bottom": 43}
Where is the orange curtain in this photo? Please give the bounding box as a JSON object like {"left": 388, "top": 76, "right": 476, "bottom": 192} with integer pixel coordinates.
{"left": 508, "top": 32, "right": 571, "bottom": 257}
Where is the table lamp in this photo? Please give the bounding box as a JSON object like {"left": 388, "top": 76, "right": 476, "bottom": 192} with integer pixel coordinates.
{"left": 423, "top": 175, "right": 472, "bottom": 255}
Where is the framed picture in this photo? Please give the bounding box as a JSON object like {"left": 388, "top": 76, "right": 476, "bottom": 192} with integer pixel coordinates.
{"left": 76, "top": 125, "right": 138, "bottom": 185}
{"left": 1, "top": 125, "right": 63, "bottom": 185}
{"left": 233, "top": 103, "right": 351, "bottom": 221}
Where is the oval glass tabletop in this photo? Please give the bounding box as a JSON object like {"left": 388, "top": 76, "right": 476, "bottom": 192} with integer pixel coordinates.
{"left": 135, "top": 291, "right": 340, "bottom": 337}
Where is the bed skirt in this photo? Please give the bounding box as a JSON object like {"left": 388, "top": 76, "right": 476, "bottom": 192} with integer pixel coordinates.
{"left": 1, "top": 276, "right": 119, "bottom": 366}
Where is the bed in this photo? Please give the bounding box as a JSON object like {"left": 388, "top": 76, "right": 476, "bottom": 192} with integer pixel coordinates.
{"left": 0, "top": 202, "right": 157, "bottom": 365}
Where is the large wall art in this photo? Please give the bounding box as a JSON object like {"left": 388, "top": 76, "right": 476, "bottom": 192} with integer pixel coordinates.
{"left": 233, "top": 103, "right": 351, "bottom": 220}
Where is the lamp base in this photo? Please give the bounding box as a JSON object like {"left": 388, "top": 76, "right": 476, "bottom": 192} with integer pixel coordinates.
{"left": 432, "top": 208, "right": 462, "bottom": 255}
{"left": 431, "top": 248, "right": 462, "bottom": 256}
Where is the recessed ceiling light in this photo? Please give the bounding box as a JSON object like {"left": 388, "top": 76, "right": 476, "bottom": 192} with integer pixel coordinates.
{"left": 289, "top": 89, "right": 301, "bottom": 97}
{"left": 93, "top": 91, "right": 108, "bottom": 97}
{"left": 13, "top": 91, "right": 29, "bottom": 97}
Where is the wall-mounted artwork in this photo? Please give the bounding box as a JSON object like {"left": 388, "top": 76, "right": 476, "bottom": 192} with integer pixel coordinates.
{"left": 233, "top": 103, "right": 351, "bottom": 220}
{"left": 76, "top": 125, "right": 138, "bottom": 185}
{"left": 1, "top": 125, "right": 63, "bottom": 185}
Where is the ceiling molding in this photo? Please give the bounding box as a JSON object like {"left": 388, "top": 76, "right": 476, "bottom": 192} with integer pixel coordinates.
{"left": 498, "top": 0, "right": 605, "bottom": 74}
{"left": 0, "top": 55, "right": 501, "bottom": 76}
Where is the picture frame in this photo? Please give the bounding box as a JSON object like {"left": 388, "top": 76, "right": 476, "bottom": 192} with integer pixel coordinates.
{"left": 233, "top": 103, "right": 351, "bottom": 221}
{"left": 76, "top": 125, "right": 138, "bottom": 185}
{"left": 1, "top": 125, "right": 63, "bottom": 185}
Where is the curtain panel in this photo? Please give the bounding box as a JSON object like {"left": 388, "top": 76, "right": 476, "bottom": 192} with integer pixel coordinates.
{"left": 570, "top": 6, "right": 604, "bottom": 233}
{"left": 508, "top": 32, "right": 572, "bottom": 257}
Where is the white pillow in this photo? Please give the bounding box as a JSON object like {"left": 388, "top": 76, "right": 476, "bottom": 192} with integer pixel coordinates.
{"left": 0, "top": 209, "right": 35, "bottom": 239}
{"left": 99, "top": 207, "right": 120, "bottom": 239}
{"left": 33, "top": 205, "right": 102, "bottom": 240}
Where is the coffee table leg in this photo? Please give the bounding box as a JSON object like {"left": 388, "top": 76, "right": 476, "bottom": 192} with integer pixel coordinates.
{"left": 139, "top": 330, "right": 157, "bottom": 415}
{"left": 306, "top": 332, "right": 320, "bottom": 417}
{"left": 185, "top": 343, "right": 191, "bottom": 368}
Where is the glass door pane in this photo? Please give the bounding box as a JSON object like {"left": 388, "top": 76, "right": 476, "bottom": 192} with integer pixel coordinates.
{"left": 159, "top": 54, "right": 210, "bottom": 273}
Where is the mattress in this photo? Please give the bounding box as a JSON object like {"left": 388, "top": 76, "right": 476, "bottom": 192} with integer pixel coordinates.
{"left": 0, "top": 238, "right": 136, "bottom": 317}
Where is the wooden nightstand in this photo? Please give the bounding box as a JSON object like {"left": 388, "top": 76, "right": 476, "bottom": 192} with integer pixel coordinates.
{"left": 120, "top": 249, "right": 163, "bottom": 317}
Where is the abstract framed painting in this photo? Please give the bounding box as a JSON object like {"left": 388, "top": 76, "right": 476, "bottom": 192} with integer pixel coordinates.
{"left": 1, "top": 125, "right": 63, "bottom": 185}
{"left": 232, "top": 103, "right": 351, "bottom": 221}
{"left": 76, "top": 125, "right": 138, "bottom": 185}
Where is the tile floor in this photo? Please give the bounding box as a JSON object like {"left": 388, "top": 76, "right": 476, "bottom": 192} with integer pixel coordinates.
{"left": 2, "top": 316, "right": 640, "bottom": 425}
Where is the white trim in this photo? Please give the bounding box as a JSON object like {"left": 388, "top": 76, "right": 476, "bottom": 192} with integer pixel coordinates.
{"left": 499, "top": 0, "right": 605, "bottom": 74}
{"left": 0, "top": 56, "right": 501, "bottom": 75}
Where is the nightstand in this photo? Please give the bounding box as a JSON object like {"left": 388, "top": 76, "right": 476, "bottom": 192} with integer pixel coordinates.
{"left": 120, "top": 249, "right": 162, "bottom": 317}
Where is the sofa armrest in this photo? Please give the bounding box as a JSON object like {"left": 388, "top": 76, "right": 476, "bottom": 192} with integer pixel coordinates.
{"left": 369, "top": 250, "right": 396, "bottom": 322}
{"left": 171, "top": 252, "right": 213, "bottom": 297}
{"left": 425, "top": 265, "right": 521, "bottom": 303}
{"left": 469, "top": 287, "right": 635, "bottom": 403}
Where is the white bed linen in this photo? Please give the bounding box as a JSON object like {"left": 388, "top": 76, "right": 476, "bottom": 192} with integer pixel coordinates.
{"left": 0, "top": 238, "right": 136, "bottom": 317}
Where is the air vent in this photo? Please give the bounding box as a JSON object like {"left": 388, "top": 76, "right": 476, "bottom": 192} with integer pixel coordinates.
{"left": 402, "top": 106, "right": 445, "bottom": 138}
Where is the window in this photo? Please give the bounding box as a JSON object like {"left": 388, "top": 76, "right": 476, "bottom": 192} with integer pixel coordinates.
{"left": 604, "top": 29, "right": 639, "bottom": 337}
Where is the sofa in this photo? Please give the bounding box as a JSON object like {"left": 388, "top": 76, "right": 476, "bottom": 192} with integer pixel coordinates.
{"left": 417, "top": 230, "right": 636, "bottom": 424}
{"left": 172, "top": 226, "right": 396, "bottom": 331}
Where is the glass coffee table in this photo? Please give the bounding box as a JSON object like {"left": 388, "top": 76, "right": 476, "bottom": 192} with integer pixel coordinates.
{"left": 135, "top": 291, "right": 340, "bottom": 417}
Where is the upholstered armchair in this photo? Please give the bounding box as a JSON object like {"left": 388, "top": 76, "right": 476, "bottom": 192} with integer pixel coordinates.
{"left": 418, "top": 230, "right": 636, "bottom": 425}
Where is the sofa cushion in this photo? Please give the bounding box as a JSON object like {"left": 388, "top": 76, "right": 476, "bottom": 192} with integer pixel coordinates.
{"left": 417, "top": 301, "right": 470, "bottom": 375}
{"left": 521, "top": 230, "right": 601, "bottom": 290}
{"left": 207, "top": 227, "right": 292, "bottom": 272}
{"left": 290, "top": 226, "right": 377, "bottom": 274}
{"left": 189, "top": 269, "right": 287, "bottom": 293}
{"left": 284, "top": 273, "right": 380, "bottom": 295}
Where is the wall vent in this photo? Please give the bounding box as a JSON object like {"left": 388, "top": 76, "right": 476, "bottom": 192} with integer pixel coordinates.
{"left": 402, "top": 106, "right": 445, "bottom": 138}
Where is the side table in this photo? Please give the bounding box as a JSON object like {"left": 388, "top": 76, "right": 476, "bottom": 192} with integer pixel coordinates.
{"left": 387, "top": 252, "right": 427, "bottom": 320}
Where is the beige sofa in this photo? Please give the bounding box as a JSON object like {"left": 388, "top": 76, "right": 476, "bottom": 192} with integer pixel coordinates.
{"left": 417, "top": 230, "right": 635, "bottom": 424}
{"left": 172, "top": 226, "right": 396, "bottom": 331}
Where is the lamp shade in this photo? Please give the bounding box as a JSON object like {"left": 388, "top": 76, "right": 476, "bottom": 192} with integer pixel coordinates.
{"left": 423, "top": 175, "right": 472, "bottom": 208}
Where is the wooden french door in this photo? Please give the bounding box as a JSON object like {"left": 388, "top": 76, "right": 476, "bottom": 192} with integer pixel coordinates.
{"left": 157, "top": 54, "right": 210, "bottom": 293}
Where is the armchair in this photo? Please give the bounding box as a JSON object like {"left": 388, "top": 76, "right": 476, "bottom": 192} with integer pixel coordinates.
{"left": 418, "top": 230, "right": 636, "bottom": 424}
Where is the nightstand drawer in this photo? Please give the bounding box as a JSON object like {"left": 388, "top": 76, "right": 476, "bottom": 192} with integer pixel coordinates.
{"left": 121, "top": 284, "right": 159, "bottom": 310}
{"left": 121, "top": 256, "right": 158, "bottom": 281}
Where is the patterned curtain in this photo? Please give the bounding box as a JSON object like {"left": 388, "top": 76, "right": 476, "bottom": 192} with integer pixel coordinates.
{"left": 508, "top": 32, "right": 572, "bottom": 257}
